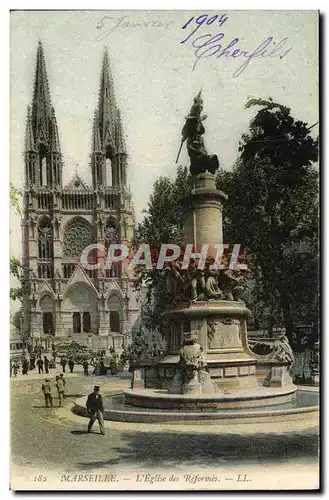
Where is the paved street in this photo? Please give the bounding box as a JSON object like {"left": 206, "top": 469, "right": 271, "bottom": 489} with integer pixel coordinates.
{"left": 10, "top": 370, "right": 319, "bottom": 490}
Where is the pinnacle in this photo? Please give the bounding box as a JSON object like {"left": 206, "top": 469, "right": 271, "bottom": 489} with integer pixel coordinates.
{"left": 92, "top": 109, "right": 102, "bottom": 153}
{"left": 97, "top": 48, "right": 117, "bottom": 146}
{"left": 25, "top": 106, "right": 35, "bottom": 151}
{"left": 115, "top": 108, "right": 127, "bottom": 154}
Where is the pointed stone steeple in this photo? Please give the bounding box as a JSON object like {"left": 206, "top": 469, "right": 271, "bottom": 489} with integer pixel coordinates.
{"left": 24, "top": 42, "right": 63, "bottom": 187}
{"left": 25, "top": 106, "right": 35, "bottom": 151}
{"left": 31, "top": 41, "right": 53, "bottom": 149}
{"left": 91, "top": 49, "right": 129, "bottom": 187}
{"left": 97, "top": 48, "right": 117, "bottom": 153}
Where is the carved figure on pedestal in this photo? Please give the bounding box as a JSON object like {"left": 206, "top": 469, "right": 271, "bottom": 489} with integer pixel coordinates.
{"left": 204, "top": 267, "right": 222, "bottom": 300}
{"left": 164, "top": 261, "right": 186, "bottom": 303}
{"left": 168, "top": 332, "right": 215, "bottom": 394}
{"left": 271, "top": 334, "right": 294, "bottom": 372}
{"left": 177, "top": 90, "right": 219, "bottom": 176}
{"left": 189, "top": 264, "right": 206, "bottom": 302}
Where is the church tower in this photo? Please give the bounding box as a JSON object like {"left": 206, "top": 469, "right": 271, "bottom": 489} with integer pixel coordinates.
{"left": 21, "top": 43, "right": 139, "bottom": 351}
{"left": 91, "top": 49, "right": 128, "bottom": 188}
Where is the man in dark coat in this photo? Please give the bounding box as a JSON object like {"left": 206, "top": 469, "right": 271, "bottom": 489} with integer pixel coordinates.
{"left": 36, "top": 356, "right": 44, "bottom": 374}
{"left": 22, "top": 358, "right": 29, "bottom": 375}
{"left": 29, "top": 354, "right": 36, "bottom": 371}
{"left": 86, "top": 386, "right": 105, "bottom": 435}
{"left": 44, "top": 356, "right": 50, "bottom": 374}
{"left": 60, "top": 357, "right": 67, "bottom": 373}
{"left": 68, "top": 357, "right": 75, "bottom": 373}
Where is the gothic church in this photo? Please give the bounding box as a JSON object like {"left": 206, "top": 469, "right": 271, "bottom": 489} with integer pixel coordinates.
{"left": 21, "top": 42, "right": 140, "bottom": 350}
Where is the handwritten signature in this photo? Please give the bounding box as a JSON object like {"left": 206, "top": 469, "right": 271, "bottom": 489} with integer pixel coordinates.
{"left": 96, "top": 15, "right": 174, "bottom": 41}
{"left": 181, "top": 14, "right": 292, "bottom": 77}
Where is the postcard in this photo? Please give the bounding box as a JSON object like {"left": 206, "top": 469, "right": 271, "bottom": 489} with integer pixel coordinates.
{"left": 10, "top": 10, "right": 319, "bottom": 491}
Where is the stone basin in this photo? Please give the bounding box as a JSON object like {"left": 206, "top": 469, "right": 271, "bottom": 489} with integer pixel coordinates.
{"left": 73, "top": 386, "right": 319, "bottom": 427}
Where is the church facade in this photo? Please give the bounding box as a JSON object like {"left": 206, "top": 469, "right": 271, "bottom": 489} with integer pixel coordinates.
{"left": 21, "top": 42, "right": 140, "bottom": 351}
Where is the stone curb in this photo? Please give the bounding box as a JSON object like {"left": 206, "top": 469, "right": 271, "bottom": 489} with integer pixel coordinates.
{"left": 73, "top": 386, "right": 319, "bottom": 427}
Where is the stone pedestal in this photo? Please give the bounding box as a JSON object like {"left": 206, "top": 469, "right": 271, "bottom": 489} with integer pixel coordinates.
{"left": 160, "top": 301, "right": 257, "bottom": 391}
{"left": 183, "top": 173, "right": 227, "bottom": 257}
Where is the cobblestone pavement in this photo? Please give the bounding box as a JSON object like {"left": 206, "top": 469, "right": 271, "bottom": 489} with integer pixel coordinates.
{"left": 10, "top": 373, "right": 319, "bottom": 490}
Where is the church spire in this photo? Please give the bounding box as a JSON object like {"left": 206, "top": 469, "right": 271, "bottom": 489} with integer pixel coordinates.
{"left": 25, "top": 42, "right": 63, "bottom": 187}
{"left": 97, "top": 48, "right": 117, "bottom": 153}
{"left": 31, "top": 41, "right": 53, "bottom": 149}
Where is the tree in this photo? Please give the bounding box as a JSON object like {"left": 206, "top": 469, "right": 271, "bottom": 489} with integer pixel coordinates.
{"left": 11, "top": 308, "right": 23, "bottom": 331}
{"left": 10, "top": 185, "right": 24, "bottom": 302}
{"left": 217, "top": 98, "right": 319, "bottom": 345}
{"left": 10, "top": 257, "right": 23, "bottom": 301}
{"left": 136, "top": 165, "right": 193, "bottom": 248}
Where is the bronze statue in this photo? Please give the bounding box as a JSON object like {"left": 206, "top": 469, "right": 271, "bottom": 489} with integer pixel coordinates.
{"left": 177, "top": 90, "right": 219, "bottom": 176}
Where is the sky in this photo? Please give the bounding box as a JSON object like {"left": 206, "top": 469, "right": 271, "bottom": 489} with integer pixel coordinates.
{"left": 10, "top": 10, "right": 319, "bottom": 260}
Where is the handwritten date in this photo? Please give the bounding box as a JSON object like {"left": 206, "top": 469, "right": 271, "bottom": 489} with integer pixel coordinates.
{"left": 181, "top": 13, "right": 292, "bottom": 77}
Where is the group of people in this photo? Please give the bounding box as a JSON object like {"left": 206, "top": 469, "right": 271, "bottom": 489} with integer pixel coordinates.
{"left": 59, "top": 357, "right": 76, "bottom": 374}
{"left": 10, "top": 354, "right": 56, "bottom": 377}
{"left": 41, "top": 373, "right": 66, "bottom": 408}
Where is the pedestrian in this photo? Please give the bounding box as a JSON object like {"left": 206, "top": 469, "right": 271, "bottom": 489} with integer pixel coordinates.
{"left": 60, "top": 357, "right": 67, "bottom": 373}
{"left": 68, "top": 357, "right": 75, "bottom": 374}
{"left": 22, "top": 358, "right": 29, "bottom": 375}
{"left": 29, "top": 354, "right": 36, "bottom": 371}
{"left": 59, "top": 373, "right": 66, "bottom": 398}
{"left": 36, "top": 356, "right": 44, "bottom": 374}
{"left": 44, "top": 356, "right": 50, "bottom": 374}
{"left": 10, "top": 360, "right": 13, "bottom": 377}
{"left": 86, "top": 386, "right": 105, "bottom": 435}
{"left": 13, "top": 361, "right": 19, "bottom": 377}
{"left": 55, "top": 375, "right": 65, "bottom": 407}
{"left": 41, "top": 378, "right": 53, "bottom": 408}
{"left": 82, "top": 359, "right": 89, "bottom": 376}
{"left": 99, "top": 360, "right": 107, "bottom": 376}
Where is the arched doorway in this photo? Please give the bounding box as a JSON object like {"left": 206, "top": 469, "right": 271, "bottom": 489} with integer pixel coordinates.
{"left": 73, "top": 312, "right": 81, "bottom": 333}
{"left": 108, "top": 293, "right": 123, "bottom": 334}
{"left": 62, "top": 283, "right": 99, "bottom": 335}
{"left": 40, "top": 294, "right": 55, "bottom": 335}
{"left": 110, "top": 311, "right": 120, "bottom": 332}
{"left": 83, "top": 312, "right": 91, "bottom": 333}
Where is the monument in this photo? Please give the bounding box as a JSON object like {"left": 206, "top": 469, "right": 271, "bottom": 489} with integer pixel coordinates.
{"left": 75, "top": 92, "right": 318, "bottom": 424}
{"left": 125, "top": 91, "right": 297, "bottom": 410}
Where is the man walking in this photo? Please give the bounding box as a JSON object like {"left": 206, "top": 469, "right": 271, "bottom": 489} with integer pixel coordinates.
{"left": 55, "top": 375, "right": 65, "bottom": 407}
{"left": 86, "top": 386, "right": 105, "bottom": 435}
{"left": 22, "top": 358, "right": 29, "bottom": 375}
{"left": 82, "top": 359, "right": 89, "bottom": 376}
{"left": 59, "top": 373, "right": 66, "bottom": 398}
{"left": 68, "top": 357, "right": 75, "bottom": 373}
{"left": 60, "top": 357, "right": 67, "bottom": 373}
{"left": 42, "top": 378, "right": 53, "bottom": 408}
{"left": 37, "top": 356, "right": 44, "bottom": 374}
{"left": 44, "top": 356, "right": 50, "bottom": 374}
